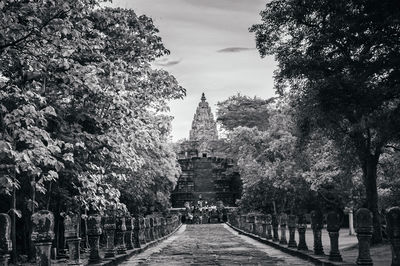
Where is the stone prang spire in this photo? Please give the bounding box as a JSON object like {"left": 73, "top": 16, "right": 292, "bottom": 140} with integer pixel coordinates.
{"left": 189, "top": 93, "right": 218, "bottom": 141}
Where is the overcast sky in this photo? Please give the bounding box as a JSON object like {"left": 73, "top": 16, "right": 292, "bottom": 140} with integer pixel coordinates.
{"left": 110, "top": 0, "right": 277, "bottom": 141}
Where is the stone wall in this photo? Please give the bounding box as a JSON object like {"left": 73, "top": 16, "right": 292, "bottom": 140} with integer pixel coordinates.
{"left": 171, "top": 157, "right": 241, "bottom": 207}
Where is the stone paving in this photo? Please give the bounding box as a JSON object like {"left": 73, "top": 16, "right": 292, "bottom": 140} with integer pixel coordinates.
{"left": 122, "top": 224, "right": 316, "bottom": 265}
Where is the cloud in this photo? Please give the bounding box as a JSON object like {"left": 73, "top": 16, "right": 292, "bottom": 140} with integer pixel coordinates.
{"left": 217, "top": 47, "right": 256, "bottom": 53}
{"left": 154, "top": 58, "right": 182, "bottom": 67}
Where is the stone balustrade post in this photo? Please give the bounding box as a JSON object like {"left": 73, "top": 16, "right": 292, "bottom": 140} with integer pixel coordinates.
{"left": 125, "top": 216, "right": 134, "bottom": 250}
{"left": 103, "top": 215, "right": 116, "bottom": 258}
{"left": 266, "top": 214, "right": 273, "bottom": 240}
{"left": 240, "top": 215, "right": 246, "bottom": 230}
{"left": 279, "top": 213, "right": 288, "bottom": 245}
{"left": 386, "top": 207, "right": 400, "bottom": 266}
{"left": 253, "top": 215, "right": 258, "bottom": 235}
{"left": 139, "top": 217, "right": 146, "bottom": 245}
{"left": 31, "top": 210, "right": 55, "bottom": 266}
{"left": 149, "top": 217, "right": 155, "bottom": 241}
{"left": 143, "top": 218, "right": 149, "bottom": 243}
{"left": 288, "top": 214, "right": 297, "bottom": 248}
{"left": 0, "top": 214, "right": 12, "bottom": 266}
{"left": 154, "top": 217, "right": 159, "bottom": 240}
{"left": 272, "top": 214, "right": 279, "bottom": 242}
{"left": 64, "top": 213, "right": 82, "bottom": 265}
{"left": 133, "top": 217, "right": 141, "bottom": 248}
{"left": 261, "top": 215, "right": 267, "bottom": 238}
{"left": 327, "top": 210, "right": 343, "bottom": 262}
{"left": 355, "top": 208, "right": 373, "bottom": 266}
{"left": 160, "top": 217, "right": 166, "bottom": 237}
{"left": 87, "top": 215, "right": 102, "bottom": 264}
{"left": 297, "top": 214, "right": 308, "bottom": 251}
{"left": 116, "top": 217, "right": 127, "bottom": 254}
{"left": 166, "top": 217, "right": 172, "bottom": 235}
{"left": 311, "top": 210, "right": 324, "bottom": 255}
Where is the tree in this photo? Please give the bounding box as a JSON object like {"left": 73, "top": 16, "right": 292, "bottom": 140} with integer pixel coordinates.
{"left": 218, "top": 95, "right": 310, "bottom": 214}
{"left": 217, "top": 94, "right": 274, "bottom": 131}
{"left": 1, "top": 0, "right": 185, "bottom": 258}
{"left": 251, "top": 0, "right": 400, "bottom": 243}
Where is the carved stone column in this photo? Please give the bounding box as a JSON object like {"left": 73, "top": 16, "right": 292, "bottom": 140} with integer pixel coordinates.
{"left": 386, "top": 207, "right": 400, "bottom": 266}
{"left": 311, "top": 210, "right": 324, "bottom": 255}
{"left": 31, "top": 210, "right": 55, "bottom": 266}
{"left": 116, "top": 217, "right": 127, "bottom": 254}
{"left": 87, "top": 215, "right": 102, "bottom": 264}
{"left": 154, "top": 217, "right": 159, "bottom": 240}
{"left": 149, "top": 217, "right": 155, "bottom": 241}
{"left": 288, "top": 214, "right": 297, "bottom": 248}
{"left": 327, "top": 210, "right": 343, "bottom": 262}
{"left": 272, "top": 214, "right": 279, "bottom": 242}
{"left": 125, "top": 216, "right": 134, "bottom": 250}
{"left": 64, "top": 213, "right": 82, "bottom": 265}
{"left": 0, "top": 214, "right": 12, "bottom": 266}
{"left": 279, "top": 213, "right": 288, "bottom": 245}
{"left": 103, "top": 216, "right": 116, "bottom": 258}
{"left": 160, "top": 217, "right": 166, "bottom": 237}
{"left": 133, "top": 217, "right": 141, "bottom": 248}
{"left": 139, "top": 217, "right": 146, "bottom": 245}
{"left": 266, "top": 214, "right": 273, "bottom": 240}
{"left": 355, "top": 208, "right": 373, "bottom": 266}
{"left": 260, "top": 215, "right": 267, "bottom": 238}
{"left": 166, "top": 217, "right": 172, "bottom": 235}
{"left": 144, "top": 218, "right": 151, "bottom": 243}
{"left": 297, "top": 214, "right": 308, "bottom": 251}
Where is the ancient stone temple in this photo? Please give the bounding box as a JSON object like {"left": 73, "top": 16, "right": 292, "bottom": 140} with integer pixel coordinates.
{"left": 171, "top": 93, "right": 242, "bottom": 208}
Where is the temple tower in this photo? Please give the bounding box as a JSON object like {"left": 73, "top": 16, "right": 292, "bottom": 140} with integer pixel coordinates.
{"left": 189, "top": 93, "right": 218, "bottom": 141}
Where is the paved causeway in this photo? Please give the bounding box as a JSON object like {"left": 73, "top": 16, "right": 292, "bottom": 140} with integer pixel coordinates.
{"left": 122, "top": 224, "right": 315, "bottom": 265}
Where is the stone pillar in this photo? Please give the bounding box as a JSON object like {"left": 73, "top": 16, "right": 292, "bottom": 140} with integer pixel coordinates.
{"left": 311, "top": 210, "right": 324, "bottom": 255}
{"left": 327, "top": 210, "right": 343, "bottom": 262}
{"left": 272, "top": 214, "right": 279, "bottom": 242}
{"left": 149, "top": 218, "right": 155, "bottom": 241}
{"left": 297, "top": 214, "right": 308, "bottom": 251}
{"left": 349, "top": 209, "right": 355, "bottom": 235}
{"left": 64, "top": 213, "right": 83, "bottom": 265}
{"left": 116, "top": 217, "right": 127, "bottom": 254}
{"left": 386, "top": 207, "right": 400, "bottom": 266}
{"left": 266, "top": 214, "right": 273, "bottom": 240}
{"left": 125, "top": 216, "right": 134, "bottom": 250}
{"left": 139, "top": 217, "right": 146, "bottom": 245}
{"left": 153, "top": 217, "right": 159, "bottom": 240}
{"left": 144, "top": 218, "right": 151, "bottom": 242}
{"left": 279, "top": 213, "right": 288, "bottom": 245}
{"left": 160, "top": 217, "right": 166, "bottom": 237}
{"left": 165, "top": 217, "right": 170, "bottom": 235}
{"left": 31, "top": 210, "right": 55, "bottom": 266}
{"left": 87, "top": 215, "right": 102, "bottom": 264}
{"left": 288, "top": 214, "right": 297, "bottom": 248}
{"left": 133, "top": 217, "right": 141, "bottom": 248}
{"left": 261, "top": 215, "right": 267, "bottom": 238}
{"left": 0, "top": 214, "right": 12, "bottom": 266}
{"left": 103, "top": 216, "right": 116, "bottom": 258}
{"left": 355, "top": 208, "right": 373, "bottom": 266}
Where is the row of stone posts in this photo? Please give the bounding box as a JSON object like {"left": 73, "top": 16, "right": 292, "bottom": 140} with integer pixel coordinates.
{"left": 228, "top": 207, "right": 400, "bottom": 266}
{"left": 0, "top": 210, "right": 181, "bottom": 266}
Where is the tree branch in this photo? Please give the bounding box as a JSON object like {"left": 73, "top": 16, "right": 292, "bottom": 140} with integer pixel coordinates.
{"left": 0, "top": 9, "right": 69, "bottom": 51}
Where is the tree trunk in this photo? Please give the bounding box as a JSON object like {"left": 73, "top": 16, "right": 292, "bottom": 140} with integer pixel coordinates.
{"left": 11, "top": 184, "right": 17, "bottom": 264}
{"left": 272, "top": 200, "right": 277, "bottom": 214}
{"left": 361, "top": 153, "right": 382, "bottom": 244}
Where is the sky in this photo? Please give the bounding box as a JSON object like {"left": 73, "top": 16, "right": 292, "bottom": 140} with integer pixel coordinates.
{"left": 110, "top": 0, "right": 277, "bottom": 141}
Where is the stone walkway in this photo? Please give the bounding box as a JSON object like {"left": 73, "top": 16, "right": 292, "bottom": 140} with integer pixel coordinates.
{"left": 122, "top": 224, "right": 316, "bottom": 265}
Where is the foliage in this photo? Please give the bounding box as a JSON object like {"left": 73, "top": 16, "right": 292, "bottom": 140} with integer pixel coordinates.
{"left": 251, "top": 0, "right": 400, "bottom": 243}
{"left": 0, "top": 0, "right": 185, "bottom": 257}
{"left": 217, "top": 94, "right": 274, "bottom": 131}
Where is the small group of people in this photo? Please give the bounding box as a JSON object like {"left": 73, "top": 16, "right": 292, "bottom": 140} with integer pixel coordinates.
{"left": 182, "top": 201, "right": 227, "bottom": 224}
